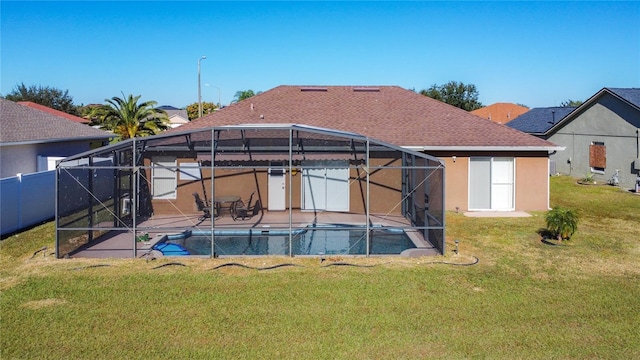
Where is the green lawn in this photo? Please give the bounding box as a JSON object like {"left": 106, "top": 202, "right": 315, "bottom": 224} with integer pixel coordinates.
{"left": 2, "top": 176, "right": 639, "bottom": 359}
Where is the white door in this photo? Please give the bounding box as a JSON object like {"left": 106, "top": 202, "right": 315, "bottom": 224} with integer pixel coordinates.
{"left": 302, "top": 165, "right": 349, "bottom": 211}
{"left": 326, "top": 168, "right": 349, "bottom": 211}
{"left": 469, "top": 157, "right": 514, "bottom": 210}
{"left": 302, "top": 168, "right": 326, "bottom": 210}
{"left": 491, "top": 158, "right": 514, "bottom": 210}
{"left": 268, "top": 167, "right": 286, "bottom": 211}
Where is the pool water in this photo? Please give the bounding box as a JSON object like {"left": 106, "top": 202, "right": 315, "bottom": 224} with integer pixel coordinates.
{"left": 153, "top": 226, "right": 416, "bottom": 256}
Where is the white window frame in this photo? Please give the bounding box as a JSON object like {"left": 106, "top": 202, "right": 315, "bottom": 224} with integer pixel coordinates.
{"left": 152, "top": 156, "right": 177, "bottom": 199}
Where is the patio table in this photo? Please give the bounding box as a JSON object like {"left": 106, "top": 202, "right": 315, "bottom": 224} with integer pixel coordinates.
{"left": 214, "top": 196, "right": 241, "bottom": 217}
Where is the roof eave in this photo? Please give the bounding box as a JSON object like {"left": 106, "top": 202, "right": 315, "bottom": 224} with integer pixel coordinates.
{"left": 543, "top": 87, "right": 640, "bottom": 136}
{"left": 403, "top": 145, "right": 565, "bottom": 152}
{"left": 0, "top": 136, "right": 113, "bottom": 147}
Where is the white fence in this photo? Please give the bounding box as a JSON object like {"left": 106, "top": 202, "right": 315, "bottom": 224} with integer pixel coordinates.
{"left": 1, "top": 171, "right": 55, "bottom": 236}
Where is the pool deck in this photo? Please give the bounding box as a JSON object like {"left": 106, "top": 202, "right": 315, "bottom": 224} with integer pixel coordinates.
{"left": 69, "top": 210, "right": 439, "bottom": 258}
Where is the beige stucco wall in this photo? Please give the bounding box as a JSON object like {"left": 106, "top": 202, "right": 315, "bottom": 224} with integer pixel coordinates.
{"left": 148, "top": 151, "right": 551, "bottom": 215}
{"left": 149, "top": 158, "right": 408, "bottom": 216}
{"left": 432, "top": 152, "right": 550, "bottom": 212}
{"left": 514, "top": 156, "right": 550, "bottom": 211}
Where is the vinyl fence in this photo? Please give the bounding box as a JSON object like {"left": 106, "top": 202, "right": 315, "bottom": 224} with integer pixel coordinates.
{"left": 1, "top": 171, "right": 55, "bottom": 236}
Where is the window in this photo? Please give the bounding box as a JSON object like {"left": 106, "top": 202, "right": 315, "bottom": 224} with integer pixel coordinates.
{"left": 178, "top": 162, "right": 202, "bottom": 180}
{"left": 589, "top": 142, "right": 606, "bottom": 173}
{"left": 152, "top": 157, "right": 177, "bottom": 199}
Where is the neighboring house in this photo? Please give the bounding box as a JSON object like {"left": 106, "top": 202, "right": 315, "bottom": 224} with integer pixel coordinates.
{"left": 1, "top": 98, "right": 113, "bottom": 236}
{"left": 0, "top": 98, "right": 113, "bottom": 177}
{"left": 506, "top": 107, "right": 577, "bottom": 137}
{"left": 508, "top": 87, "right": 640, "bottom": 190}
{"left": 471, "top": 102, "right": 529, "bottom": 124}
{"left": 175, "top": 85, "right": 562, "bottom": 212}
{"left": 157, "top": 105, "right": 189, "bottom": 128}
{"left": 17, "top": 101, "right": 90, "bottom": 124}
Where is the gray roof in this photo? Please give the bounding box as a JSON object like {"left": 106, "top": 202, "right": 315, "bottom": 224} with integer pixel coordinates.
{"left": 506, "top": 107, "right": 576, "bottom": 134}
{"left": 0, "top": 98, "right": 113, "bottom": 145}
{"left": 157, "top": 105, "right": 181, "bottom": 111}
{"left": 158, "top": 105, "right": 188, "bottom": 120}
{"left": 607, "top": 88, "right": 640, "bottom": 109}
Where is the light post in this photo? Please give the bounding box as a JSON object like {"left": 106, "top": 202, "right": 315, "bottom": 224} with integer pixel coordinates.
{"left": 198, "top": 56, "right": 206, "bottom": 118}
{"left": 205, "top": 84, "right": 221, "bottom": 110}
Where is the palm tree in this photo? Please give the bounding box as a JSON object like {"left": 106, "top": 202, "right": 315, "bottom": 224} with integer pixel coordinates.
{"left": 231, "top": 89, "right": 261, "bottom": 103}
{"left": 101, "top": 94, "right": 169, "bottom": 140}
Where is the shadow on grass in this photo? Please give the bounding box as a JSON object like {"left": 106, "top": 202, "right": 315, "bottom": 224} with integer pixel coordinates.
{"left": 537, "top": 228, "right": 569, "bottom": 246}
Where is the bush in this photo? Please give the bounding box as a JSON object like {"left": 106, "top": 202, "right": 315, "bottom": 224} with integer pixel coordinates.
{"left": 580, "top": 173, "right": 595, "bottom": 184}
{"left": 545, "top": 206, "right": 579, "bottom": 241}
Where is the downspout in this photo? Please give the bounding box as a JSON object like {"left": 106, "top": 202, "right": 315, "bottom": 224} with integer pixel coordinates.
{"left": 636, "top": 128, "right": 639, "bottom": 159}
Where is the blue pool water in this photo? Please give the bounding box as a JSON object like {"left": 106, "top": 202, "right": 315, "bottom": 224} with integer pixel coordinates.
{"left": 153, "top": 225, "right": 416, "bottom": 256}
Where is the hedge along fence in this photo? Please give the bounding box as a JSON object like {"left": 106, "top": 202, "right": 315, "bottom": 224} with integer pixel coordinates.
{"left": 1, "top": 171, "right": 54, "bottom": 236}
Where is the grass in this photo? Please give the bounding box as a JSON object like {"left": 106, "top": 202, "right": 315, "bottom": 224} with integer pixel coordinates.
{"left": 1, "top": 176, "right": 639, "bottom": 359}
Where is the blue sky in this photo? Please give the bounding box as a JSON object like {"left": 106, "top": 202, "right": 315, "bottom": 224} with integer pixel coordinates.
{"left": 1, "top": 1, "right": 638, "bottom": 109}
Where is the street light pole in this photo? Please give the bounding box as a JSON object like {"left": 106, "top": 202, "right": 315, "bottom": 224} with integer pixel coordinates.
{"left": 206, "top": 84, "right": 221, "bottom": 109}
{"left": 198, "top": 56, "right": 206, "bottom": 118}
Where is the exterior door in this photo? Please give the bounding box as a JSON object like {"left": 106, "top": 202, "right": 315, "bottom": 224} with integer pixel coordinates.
{"left": 491, "top": 158, "right": 514, "bottom": 210}
{"left": 302, "top": 163, "right": 349, "bottom": 211}
{"left": 302, "top": 168, "right": 326, "bottom": 210}
{"left": 268, "top": 167, "right": 286, "bottom": 211}
{"left": 469, "top": 157, "right": 514, "bottom": 210}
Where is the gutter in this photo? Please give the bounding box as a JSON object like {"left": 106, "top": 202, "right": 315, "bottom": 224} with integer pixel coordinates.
{"left": 0, "top": 136, "right": 114, "bottom": 147}
{"left": 402, "top": 145, "right": 566, "bottom": 153}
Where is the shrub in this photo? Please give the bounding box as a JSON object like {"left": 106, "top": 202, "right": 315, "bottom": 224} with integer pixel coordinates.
{"left": 581, "top": 173, "right": 595, "bottom": 184}
{"left": 545, "top": 206, "right": 579, "bottom": 241}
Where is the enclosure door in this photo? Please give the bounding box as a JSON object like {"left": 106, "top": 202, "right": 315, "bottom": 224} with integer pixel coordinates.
{"left": 268, "top": 167, "right": 286, "bottom": 211}
{"left": 302, "top": 166, "right": 349, "bottom": 211}
{"left": 469, "top": 157, "right": 514, "bottom": 210}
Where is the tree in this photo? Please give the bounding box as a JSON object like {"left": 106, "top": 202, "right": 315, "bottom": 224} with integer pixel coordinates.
{"left": 100, "top": 93, "right": 169, "bottom": 140}
{"left": 79, "top": 104, "right": 110, "bottom": 126}
{"left": 419, "top": 81, "right": 483, "bottom": 111}
{"left": 232, "top": 89, "right": 261, "bottom": 103}
{"left": 186, "top": 101, "right": 217, "bottom": 120}
{"left": 560, "top": 99, "right": 583, "bottom": 107}
{"left": 4, "top": 83, "right": 78, "bottom": 115}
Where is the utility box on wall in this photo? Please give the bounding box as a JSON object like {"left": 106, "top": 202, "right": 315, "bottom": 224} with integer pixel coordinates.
{"left": 634, "top": 159, "right": 640, "bottom": 171}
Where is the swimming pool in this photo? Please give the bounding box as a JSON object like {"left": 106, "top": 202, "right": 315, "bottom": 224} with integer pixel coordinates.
{"left": 152, "top": 225, "right": 417, "bottom": 256}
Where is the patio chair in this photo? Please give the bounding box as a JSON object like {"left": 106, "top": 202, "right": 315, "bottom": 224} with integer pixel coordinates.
{"left": 233, "top": 193, "right": 261, "bottom": 220}
{"left": 193, "top": 193, "right": 213, "bottom": 221}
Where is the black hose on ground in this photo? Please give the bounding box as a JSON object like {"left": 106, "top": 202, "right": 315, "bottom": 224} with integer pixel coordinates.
{"left": 209, "top": 262, "right": 303, "bottom": 271}
{"left": 30, "top": 246, "right": 48, "bottom": 259}
{"left": 71, "top": 264, "right": 112, "bottom": 270}
{"left": 422, "top": 256, "right": 480, "bottom": 266}
{"left": 152, "top": 262, "right": 187, "bottom": 269}
{"left": 321, "top": 262, "right": 379, "bottom": 268}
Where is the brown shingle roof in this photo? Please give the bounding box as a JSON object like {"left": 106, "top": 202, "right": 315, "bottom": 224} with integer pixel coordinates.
{"left": 0, "top": 98, "right": 112, "bottom": 144}
{"left": 471, "top": 102, "right": 530, "bottom": 124}
{"left": 176, "top": 86, "right": 556, "bottom": 150}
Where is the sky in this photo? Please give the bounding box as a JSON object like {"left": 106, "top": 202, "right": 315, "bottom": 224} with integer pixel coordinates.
{"left": 1, "top": 1, "right": 639, "bottom": 109}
